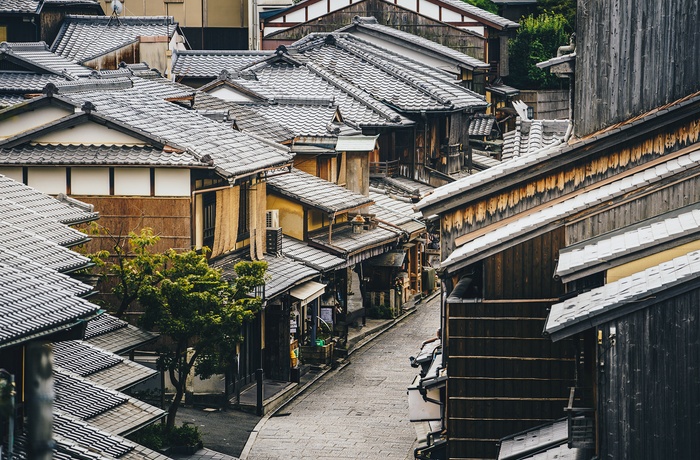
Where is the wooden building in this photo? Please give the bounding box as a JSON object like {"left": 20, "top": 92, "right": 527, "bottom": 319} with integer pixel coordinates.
{"left": 415, "top": 89, "right": 700, "bottom": 458}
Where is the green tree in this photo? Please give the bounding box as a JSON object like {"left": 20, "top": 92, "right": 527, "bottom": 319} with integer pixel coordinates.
{"left": 138, "top": 250, "right": 267, "bottom": 430}
{"left": 537, "top": 0, "right": 576, "bottom": 29}
{"left": 464, "top": 0, "right": 498, "bottom": 15}
{"left": 506, "top": 12, "right": 572, "bottom": 90}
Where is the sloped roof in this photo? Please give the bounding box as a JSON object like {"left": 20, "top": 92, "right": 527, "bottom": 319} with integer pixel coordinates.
{"left": 308, "top": 222, "right": 401, "bottom": 262}
{"left": 0, "top": 42, "right": 93, "bottom": 78}
{"left": 281, "top": 235, "right": 346, "bottom": 272}
{"left": 250, "top": 101, "right": 341, "bottom": 137}
{"left": 370, "top": 175, "right": 435, "bottom": 200}
{"left": 293, "top": 34, "right": 487, "bottom": 112}
{"left": 0, "top": 0, "right": 39, "bottom": 13}
{"left": 172, "top": 49, "right": 272, "bottom": 79}
{"left": 54, "top": 368, "right": 166, "bottom": 435}
{"left": 0, "top": 262, "right": 99, "bottom": 348}
{"left": 267, "top": 168, "right": 373, "bottom": 214}
{"left": 0, "top": 173, "right": 98, "bottom": 224}
{"left": 498, "top": 418, "right": 569, "bottom": 460}
{"left": 369, "top": 190, "right": 423, "bottom": 220}
{"left": 0, "top": 197, "right": 89, "bottom": 246}
{"left": 53, "top": 340, "right": 157, "bottom": 390}
{"left": 369, "top": 198, "right": 425, "bottom": 237}
{"left": 546, "top": 249, "right": 700, "bottom": 341}
{"left": 38, "top": 81, "right": 293, "bottom": 179}
{"left": 52, "top": 15, "right": 179, "bottom": 63}
{"left": 441, "top": 146, "right": 700, "bottom": 273}
{"left": 338, "top": 17, "right": 489, "bottom": 71}
{"left": 84, "top": 313, "right": 159, "bottom": 355}
{"left": 556, "top": 205, "right": 700, "bottom": 283}
{"left": 469, "top": 114, "right": 496, "bottom": 136}
{"left": 0, "top": 72, "right": 68, "bottom": 93}
{"left": 212, "top": 252, "right": 321, "bottom": 300}
{"left": 0, "top": 143, "right": 209, "bottom": 167}
{"left": 501, "top": 119, "right": 570, "bottom": 161}
{"left": 439, "top": 0, "right": 519, "bottom": 29}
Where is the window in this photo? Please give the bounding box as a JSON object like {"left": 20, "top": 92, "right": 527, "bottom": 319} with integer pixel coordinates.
{"left": 238, "top": 182, "right": 249, "bottom": 238}
{"left": 203, "top": 192, "right": 215, "bottom": 249}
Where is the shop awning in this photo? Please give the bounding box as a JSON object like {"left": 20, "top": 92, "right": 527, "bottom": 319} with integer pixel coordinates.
{"left": 290, "top": 280, "right": 326, "bottom": 306}
{"left": 367, "top": 251, "right": 406, "bottom": 267}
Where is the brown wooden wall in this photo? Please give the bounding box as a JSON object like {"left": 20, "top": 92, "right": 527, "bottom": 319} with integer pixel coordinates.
{"left": 574, "top": 0, "right": 700, "bottom": 137}
{"left": 439, "top": 117, "right": 700, "bottom": 260}
{"left": 567, "top": 171, "right": 700, "bottom": 245}
{"left": 75, "top": 196, "right": 192, "bottom": 254}
{"left": 446, "top": 299, "right": 575, "bottom": 459}
{"left": 263, "top": 0, "right": 485, "bottom": 60}
{"left": 483, "top": 228, "right": 565, "bottom": 300}
{"left": 597, "top": 287, "right": 700, "bottom": 460}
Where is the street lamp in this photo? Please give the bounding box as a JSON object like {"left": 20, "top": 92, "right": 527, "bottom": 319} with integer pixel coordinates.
{"left": 526, "top": 106, "right": 534, "bottom": 120}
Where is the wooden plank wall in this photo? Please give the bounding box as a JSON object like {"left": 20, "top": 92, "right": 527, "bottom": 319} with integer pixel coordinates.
{"left": 263, "top": 0, "right": 485, "bottom": 60}
{"left": 597, "top": 287, "right": 700, "bottom": 459}
{"left": 575, "top": 0, "right": 700, "bottom": 137}
{"left": 75, "top": 196, "right": 192, "bottom": 254}
{"left": 517, "top": 90, "right": 569, "bottom": 120}
{"left": 447, "top": 229, "right": 575, "bottom": 459}
{"left": 567, "top": 173, "right": 700, "bottom": 245}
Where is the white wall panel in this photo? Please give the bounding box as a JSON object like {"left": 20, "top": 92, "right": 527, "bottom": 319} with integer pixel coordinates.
{"left": 34, "top": 122, "right": 147, "bottom": 145}
{"left": 72, "top": 167, "right": 110, "bottom": 195}
{"left": 155, "top": 168, "right": 190, "bottom": 196}
{"left": 397, "top": 0, "right": 417, "bottom": 10}
{"left": 0, "top": 107, "right": 70, "bottom": 139}
{"left": 209, "top": 86, "right": 254, "bottom": 102}
{"left": 114, "top": 168, "right": 150, "bottom": 196}
{"left": 27, "top": 167, "right": 67, "bottom": 195}
{"left": 418, "top": 0, "right": 440, "bottom": 19}
{"left": 0, "top": 167, "right": 23, "bottom": 183}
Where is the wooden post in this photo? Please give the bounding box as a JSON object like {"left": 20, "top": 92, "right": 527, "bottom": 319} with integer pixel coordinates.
{"left": 26, "top": 342, "right": 53, "bottom": 460}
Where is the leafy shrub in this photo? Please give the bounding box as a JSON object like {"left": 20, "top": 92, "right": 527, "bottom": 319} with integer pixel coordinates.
{"left": 128, "top": 422, "right": 202, "bottom": 450}
{"left": 464, "top": 0, "right": 498, "bottom": 15}
{"left": 128, "top": 424, "right": 165, "bottom": 451}
{"left": 168, "top": 423, "right": 202, "bottom": 447}
{"left": 367, "top": 304, "right": 393, "bottom": 319}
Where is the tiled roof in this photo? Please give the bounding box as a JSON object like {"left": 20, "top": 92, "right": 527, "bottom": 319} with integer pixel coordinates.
{"left": 498, "top": 418, "right": 568, "bottom": 460}
{"left": 0, "top": 246, "right": 93, "bottom": 296}
{"left": 369, "top": 190, "right": 423, "bottom": 220}
{"left": 0, "top": 261, "right": 99, "bottom": 348}
{"left": 0, "top": 173, "right": 98, "bottom": 224}
{"left": 0, "top": 220, "right": 91, "bottom": 272}
{"left": 370, "top": 199, "right": 425, "bottom": 236}
{"left": 546, "top": 249, "right": 700, "bottom": 341}
{"left": 281, "top": 235, "right": 346, "bottom": 272}
{"left": 442, "top": 146, "right": 700, "bottom": 272}
{"left": 267, "top": 168, "right": 373, "bottom": 213}
{"left": 0, "top": 197, "right": 89, "bottom": 246}
{"left": 0, "top": 72, "right": 68, "bottom": 93}
{"left": 469, "top": 114, "right": 497, "bottom": 136}
{"left": 212, "top": 252, "right": 320, "bottom": 300}
{"left": 439, "top": 0, "right": 519, "bottom": 29}
{"left": 339, "top": 17, "right": 489, "bottom": 71}
{"left": 130, "top": 75, "right": 196, "bottom": 101}
{"left": 0, "top": 42, "right": 93, "bottom": 78}
{"left": 556, "top": 205, "right": 700, "bottom": 282}
{"left": 0, "top": 0, "right": 39, "bottom": 13}
{"left": 53, "top": 340, "right": 157, "bottom": 390}
{"left": 369, "top": 176, "right": 435, "bottom": 200}
{"left": 172, "top": 50, "right": 273, "bottom": 79}
{"left": 84, "top": 313, "right": 159, "bottom": 355}
{"left": 249, "top": 102, "right": 341, "bottom": 137}
{"left": 0, "top": 143, "right": 209, "bottom": 167}
{"left": 308, "top": 222, "right": 401, "bottom": 261}
{"left": 52, "top": 15, "right": 179, "bottom": 63}
{"left": 194, "top": 92, "right": 295, "bottom": 143}
{"left": 501, "top": 119, "right": 571, "bottom": 161}
{"left": 0, "top": 94, "right": 27, "bottom": 108}
{"left": 51, "top": 84, "right": 293, "bottom": 179}
{"left": 294, "top": 34, "right": 487, "bottom": 112}
{"left": 536, "top": 52, "right": 576, "bottom": 70}
{"left": 54, "top": 368, "right": 166, "bottom": 435}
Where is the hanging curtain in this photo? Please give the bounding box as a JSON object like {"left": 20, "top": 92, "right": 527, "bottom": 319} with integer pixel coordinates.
{"left": 248, "top": 182, "right": 267, "bottom": 261}
{"left": 211, "top": 186, "right": 239, "bottom": 258}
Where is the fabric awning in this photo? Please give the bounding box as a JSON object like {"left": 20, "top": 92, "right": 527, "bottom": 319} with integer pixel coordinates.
{"left": 290, "top": 280, "right": 326, "bottom": 306}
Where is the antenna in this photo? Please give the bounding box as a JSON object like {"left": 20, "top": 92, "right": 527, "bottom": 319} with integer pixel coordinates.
{"left": 108, "top": 0, "right": 124, "bottom": 25}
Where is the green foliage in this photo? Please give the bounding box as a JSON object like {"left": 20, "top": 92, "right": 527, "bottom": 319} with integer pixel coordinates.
{"left": 128, "top": 423, "right": 165, "bottom": 451}
{"left": 367, "top": 304, "right": 393, "bottom": 320}
{"left": 129, "top": 422, "right": 202, "bottom": 450}
{"left": 506, "top": 12, "right": 572, "bottom": 90}
{"left": 463, "top": 0, "right": 498, "bottom": 15}
{"left": 536, "top": 0, "right": 577, "bottom": 29}
{"left": 168, "top": 423, "right": 202, "bottom": 446}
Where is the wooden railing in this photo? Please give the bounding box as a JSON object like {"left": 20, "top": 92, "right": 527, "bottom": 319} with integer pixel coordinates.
{"left": 370, "top": 159, "right": 400, "bottom": 177}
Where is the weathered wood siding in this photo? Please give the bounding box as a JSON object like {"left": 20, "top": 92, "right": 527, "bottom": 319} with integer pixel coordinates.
{"left": 75, "top": 196, "right": 192, "bottom": 253}
{"left": 566, "top": 172, "right": 700, "bottom": 245}
{"left": 262, "top": 0, "right": 485, "bottom": 60}
{"left": 517, "top": 90, "right": 569, "bottom": 120}
{"left": 597, "top": 287, "right": 700, "bottom": 459}
{"left": 440, "top": 117, "right": 700, "bottom": 258}
{"left": 575, "top": 0, "right": 700, "bottom": 137}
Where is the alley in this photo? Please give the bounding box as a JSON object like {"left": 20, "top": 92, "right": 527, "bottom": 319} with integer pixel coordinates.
{"left": 245, "top": 295, "right": 441, "bottom": 460}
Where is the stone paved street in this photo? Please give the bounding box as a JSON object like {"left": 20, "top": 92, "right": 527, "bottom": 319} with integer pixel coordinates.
{"left": 245, "top": 294, "right": 441, "bottom": 460}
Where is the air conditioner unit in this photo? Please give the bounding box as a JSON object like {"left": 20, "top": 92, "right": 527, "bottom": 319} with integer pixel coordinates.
{"left": 266, "top": 209, "right": 279, "bottom": 228}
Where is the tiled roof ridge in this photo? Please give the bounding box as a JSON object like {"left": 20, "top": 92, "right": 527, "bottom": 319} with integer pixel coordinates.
{"left": 305, "top": 62, "right": 402, "bottom": 123}
{"left": 63, "top": 14, "right": 177, "bottom": 25}
{"left": 174, "top": 49, "right": 271, "bottom": 57}
{"left": 272, "top": 95, "right": 335, "bottom": 106}
{"left": 0, "top": 41, "right": 50, "bottom": 52}
{"left": 50, "top": 76, "right": 133, "bottom": 93}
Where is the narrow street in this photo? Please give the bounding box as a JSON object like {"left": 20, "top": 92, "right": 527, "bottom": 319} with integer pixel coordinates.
{"left": 245, "top": 295, "right": 441, "bottom": 460}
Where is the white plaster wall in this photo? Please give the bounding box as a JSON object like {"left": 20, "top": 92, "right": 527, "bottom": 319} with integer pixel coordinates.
{"left": 154, "top": 168, "right": 190, "bottom": 196}
{"left": 307, "top": 1, "right": 328, "bottom": 17}
{"left": 72, "top": 167, "right": 110, "bottom": 195}
{"left": 0, "top": 167, "right": 22, "bottom": 182}
{"left": 0, "top": 107, "right": 71, "bottom": 139}
{"left": 418, "top": 0, "right": 440, "bottom": 19}
{"left": 27, "top": 167, "right": 67, "bottom": 194}
{"left": 397, "top": 0, "right": 417, "bottom": 10}
{"left": 209, "top": 86, "right": 254, "bottom": 102}
{"left": 34, "top": 122, "right": 147, "bottom": 145}
{"left": 441, "top": 9, "right": 463, "bottom": 22}
{"left": 114, "top": 168, "right": 150, "bottom": 195}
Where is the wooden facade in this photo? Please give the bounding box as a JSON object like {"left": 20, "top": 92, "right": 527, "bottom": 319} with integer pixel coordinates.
{"left": 574, "top": 0, "right": 700, "bottom": 137}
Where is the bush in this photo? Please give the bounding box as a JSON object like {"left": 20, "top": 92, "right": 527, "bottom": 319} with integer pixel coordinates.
{"left": 367, "top": 304, "right": 393, "bottom": 319}
{"left": 464, "top": 0, "right": 498, "bottom": 15}
{"left": 128, "top": 424, "right": 165, "bottom": 451}
{"left": 168, "top": 423, "right": 202, "bottom": 447}
{"left": 128, "top": 422, "right": 202, "bottom": 450}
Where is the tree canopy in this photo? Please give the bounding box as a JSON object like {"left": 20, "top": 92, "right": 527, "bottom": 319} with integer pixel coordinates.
{"left": 464, "top": 0, "right": 498, "bottom": 15}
